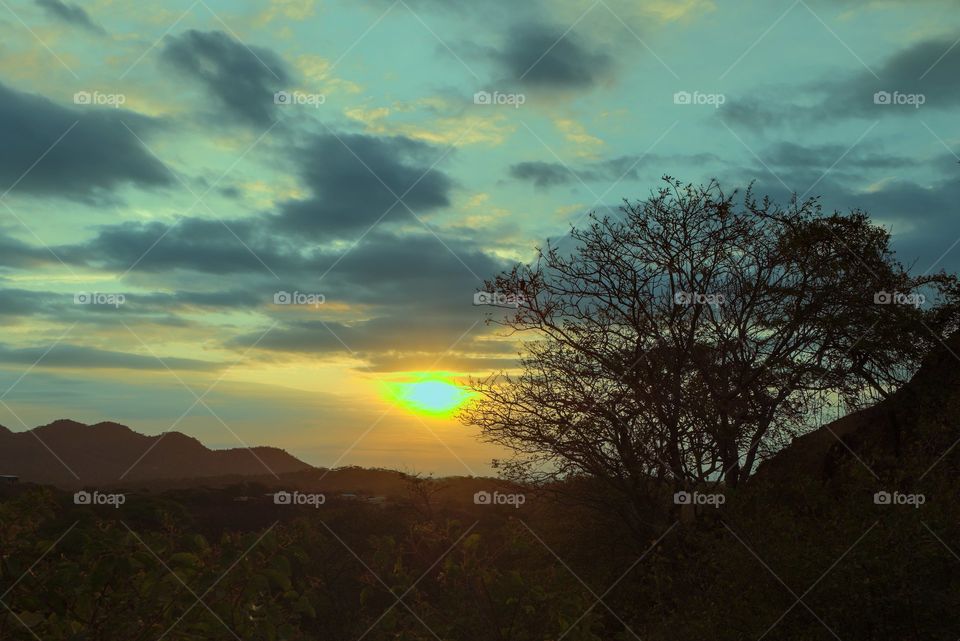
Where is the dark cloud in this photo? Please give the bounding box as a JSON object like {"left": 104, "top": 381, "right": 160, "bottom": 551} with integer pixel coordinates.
{"left": 34, "top": 0, "right": 106, "bottom": 35}
{"left": 160, "top": 30, "right": 291, "bottom": 126}
{"left": 0, "top": 343, "right": 220, "bottom": 371}
{"left": 509, "top": 153, "right": 723, "bottom": 188}
{"left": 509, "top": 161, "right": 572, "bottom": 187}
{"left": 275, "top": 133, "right": 453, "bottom": 235}
{"left": 67, "top": 217, "right": 288, "bottom": 274}
{"left": 491, "top": 23, "right": 614, "bottom": 89}
{"left": 0, "top": 83, "right": 171, "bottom": 201}
{"left": 722, "top": 36, "right": 960, "bottom": 129}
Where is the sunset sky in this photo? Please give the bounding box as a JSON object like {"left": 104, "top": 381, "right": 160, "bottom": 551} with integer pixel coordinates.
{"left": 0, "top": 0, "right": 957, "bottom": 475}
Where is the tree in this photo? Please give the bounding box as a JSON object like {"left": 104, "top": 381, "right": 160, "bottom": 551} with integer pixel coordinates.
{"left": 461, "top": 177, "right": 960, "bottom": 517}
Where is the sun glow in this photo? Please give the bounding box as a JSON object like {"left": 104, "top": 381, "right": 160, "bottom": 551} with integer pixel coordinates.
{"left": 387, "top": 379, "right": 474, "bottom": 417}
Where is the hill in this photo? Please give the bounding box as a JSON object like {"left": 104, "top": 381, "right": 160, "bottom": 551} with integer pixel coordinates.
{"left": 0, "top": 419, "right": 312, "bottom": 488}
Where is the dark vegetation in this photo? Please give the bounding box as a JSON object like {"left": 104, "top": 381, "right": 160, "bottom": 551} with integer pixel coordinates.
{"left": 3, "top": 179, "right": 960, "bottom": 640}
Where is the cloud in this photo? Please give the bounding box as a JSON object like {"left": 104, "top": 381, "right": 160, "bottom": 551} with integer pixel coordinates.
{"left": 34, "top": 0, "right": 106, "bottom": 35}
{"left": 721, "top": 36, "right": 960, "bottom": 129}
{"left": 0, "top": 83, "right": 171, "bottom": 201}
{"left": 0, "top": 343, "right": 220, "bottom": 371}
{"left": 509, "top": 153, "right": 723, "bottom": 188}
{"left": 160, "top": 30, "right": 291, "bottom": 126}
{"left": 491, "top": 22, "right": 614, "bottom": 89}
{"left": 509, "top": 161, "right": 573, "bottom": 187}
{"left": 275, "top": 133, "right": 454, "bottom": 235}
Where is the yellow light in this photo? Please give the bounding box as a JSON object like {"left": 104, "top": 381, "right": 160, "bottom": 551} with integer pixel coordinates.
{"left": 387, "top": 379, "right": 474, "bottom": 417}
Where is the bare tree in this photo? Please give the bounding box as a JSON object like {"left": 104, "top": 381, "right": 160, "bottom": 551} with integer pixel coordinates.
{"left": 461, "top": 177, "right": 959, "bottom": 516}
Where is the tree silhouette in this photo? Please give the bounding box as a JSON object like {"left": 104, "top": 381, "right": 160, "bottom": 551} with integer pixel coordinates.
{"left": 462, "top": 177, "right": 960, "bottom": 523}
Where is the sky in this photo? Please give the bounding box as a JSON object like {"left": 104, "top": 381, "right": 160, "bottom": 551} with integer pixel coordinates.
{"left": 0, "top": 0, "right": 957, "bottom": 476}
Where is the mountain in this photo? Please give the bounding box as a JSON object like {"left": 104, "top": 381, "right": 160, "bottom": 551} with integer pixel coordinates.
{"left": 754, "top": 329, "right": 960, "bottom": 485}
{"left": 0, "top": 419, "right": 313, "bottom": 488}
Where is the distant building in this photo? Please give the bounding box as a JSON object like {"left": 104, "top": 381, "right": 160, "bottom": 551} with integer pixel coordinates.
{"left": 0, "top": 475, "right": 18, "bottom": 483}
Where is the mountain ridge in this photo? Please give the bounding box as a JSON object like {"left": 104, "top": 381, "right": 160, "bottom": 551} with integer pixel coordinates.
{"left": 0, "top": 419, "right": 312, "bottom": 488}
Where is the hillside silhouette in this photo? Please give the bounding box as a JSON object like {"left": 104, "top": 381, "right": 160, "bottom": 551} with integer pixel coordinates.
{"left": 0, "top": 419, "right": 312, "bottom": 487}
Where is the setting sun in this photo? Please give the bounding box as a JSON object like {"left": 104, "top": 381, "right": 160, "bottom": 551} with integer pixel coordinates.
{"left": 387, "top": 379, "right": 474, "bottom": 417}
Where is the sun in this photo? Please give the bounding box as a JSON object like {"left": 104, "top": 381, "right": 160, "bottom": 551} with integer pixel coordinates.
{"left": 387, "top": 379, "right": 474, "bottom": 417}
